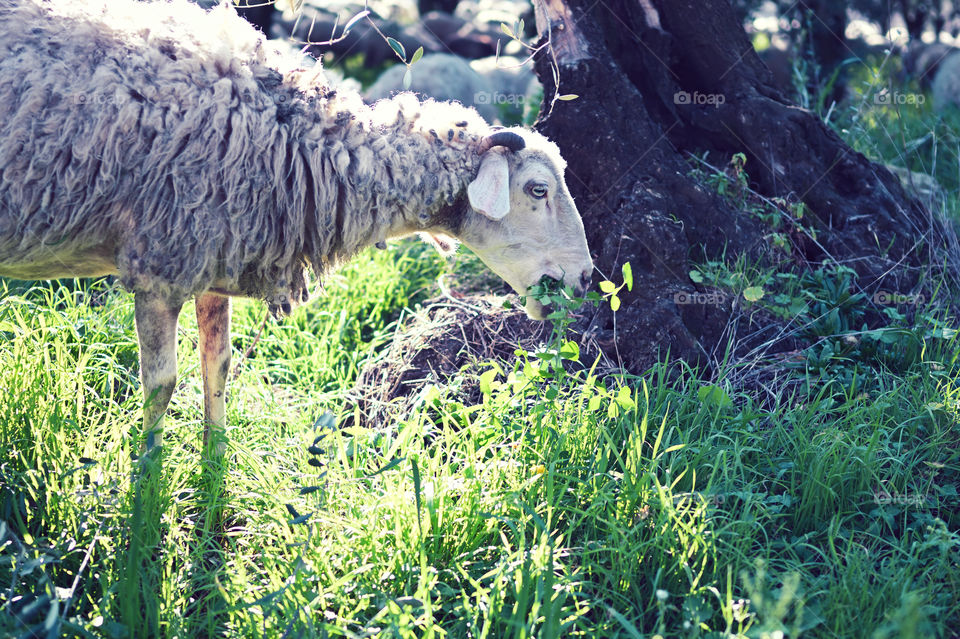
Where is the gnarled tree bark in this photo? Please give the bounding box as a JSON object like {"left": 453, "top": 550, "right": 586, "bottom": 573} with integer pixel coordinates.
{"left": 532, "top": 0, "right": 951, "bottom": 371}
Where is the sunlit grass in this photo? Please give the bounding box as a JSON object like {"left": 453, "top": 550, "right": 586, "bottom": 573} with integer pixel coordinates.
{"left": 2, "top": 237, "right": 959, "bottom": 637}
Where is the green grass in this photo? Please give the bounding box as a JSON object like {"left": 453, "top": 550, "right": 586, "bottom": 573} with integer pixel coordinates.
{"left": 2, "top": 235, "right": 959, "bottom": 638}
{"left": 3, "top": 51, "right": 960, "bottom": 637}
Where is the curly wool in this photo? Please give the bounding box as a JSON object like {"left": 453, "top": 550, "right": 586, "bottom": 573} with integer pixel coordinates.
{"left": 0, "top": 0, "right": 490, "bottom": 309}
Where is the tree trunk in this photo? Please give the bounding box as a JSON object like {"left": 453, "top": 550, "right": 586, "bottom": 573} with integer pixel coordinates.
{"left": 532, "top": 0, "right": 951, "bottom": 372}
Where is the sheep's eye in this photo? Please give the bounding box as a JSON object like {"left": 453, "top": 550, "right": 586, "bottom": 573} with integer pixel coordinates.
{"left": 526, "top": 183, "right": 548, "bottom": 199}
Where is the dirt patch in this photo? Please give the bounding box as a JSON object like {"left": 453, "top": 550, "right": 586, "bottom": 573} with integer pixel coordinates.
{"left": 347, "top": 293, "right": 551, "bottom": 426}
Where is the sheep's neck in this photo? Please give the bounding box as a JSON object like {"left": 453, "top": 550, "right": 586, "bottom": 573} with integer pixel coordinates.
{"left": 310, "top": 146, "right": 477, "bottom": 265}
{"left": 287, "top": 87, "right": 487, "bottom": 274}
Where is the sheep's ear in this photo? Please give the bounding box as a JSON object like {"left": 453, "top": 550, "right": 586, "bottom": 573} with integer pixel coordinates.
{"left": 467, "top": 152, "right": 510, "bottom": 220}
{"left": 420, "top": 232, "right": 459, "bottom": 255}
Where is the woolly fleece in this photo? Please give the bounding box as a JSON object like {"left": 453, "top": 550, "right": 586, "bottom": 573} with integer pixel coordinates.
{"left": 0, "top": 0, "right": 559, "bottom": 312}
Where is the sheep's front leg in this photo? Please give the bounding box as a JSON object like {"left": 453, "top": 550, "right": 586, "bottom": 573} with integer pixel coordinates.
{"left": 134, "top": 291, "right": 183, "bottom": 458}
{"left": 196, "top": 293, "right": 231, "bottom": 457}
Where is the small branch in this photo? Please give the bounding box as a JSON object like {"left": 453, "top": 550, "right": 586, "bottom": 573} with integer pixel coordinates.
{"left": 436, "top": 274, "right": 487, "bottom": 315}
{"left": 233, "top": 310, "right": 269, "bottom": 378}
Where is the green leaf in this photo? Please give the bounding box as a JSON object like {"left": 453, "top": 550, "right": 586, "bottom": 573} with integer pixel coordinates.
{"left": 367, "top": 457, "right": 405, "bottom": 477}
{"left": 387, "top": 37, "right": 406, "bottom": 61}
{"left": 689, "top": 270, "right": 704, "bottom": 283}
{"left": 599, "top": 280, "right": 617, "bottom": 294}
{"left": 524, "top": 360, "right": 543, "bottom": 380}
{"left": 615, "top": 386, "right": 635, "bottom": 409}
{"left": 44, "top": 597, "right": 60, "bottom": 632}
{"left": 607, "top": 400, "right": 620, "bottom": 419}
{"left": 421, "top": 384, "right": 441, "bottom": 406}
{"left": 410, "top": 46, "right": 424, "bottom": 65}
{"left": 697, "top": 384, "right": 732, "bottom": 408}
{"left": 479, "top": 368, "right": 499, "bottom": 395}
{"left": 411, "top": 457, "right": 422, "bottom": 534}
{"left": 621, "top": 262, "right": 633, "bottom": 291}
{"left": 343, "top": 9, "right": 370, "bottom": 34}
{"left": 588, "top": 393, "right": 603, "bottom": 412}
{"left": 243, "top": 586, "right": 289, "bottom": 611}
{"left": 743, "top": 286, "right": 765, "bottom": 302}
{"left": 402, "top": 67, "right": 412, "bottom": 89}
{"left": 560, "top": 340, "right": 580, "bottom": 361}
{"left": 500, "top": 22, "right": 515, "bottom": 38}
{"left": 557, "top": 94, "right": 579, "bottom": 101}
{"left": 312, "top": 412, "right": 336, "bottom": 431}
{"left": 878, "top": 329, "right": 905, "bottom": 344}
{"left": 606, "top": 605, "right": 644, "bottom": 639}
{"left": 610, "top": 295, "right": 621, "bottom": 311}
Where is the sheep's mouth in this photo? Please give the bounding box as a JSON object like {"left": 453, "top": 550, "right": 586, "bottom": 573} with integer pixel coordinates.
{"left": 521, "top": 275, "right": 564, "bottom": 321}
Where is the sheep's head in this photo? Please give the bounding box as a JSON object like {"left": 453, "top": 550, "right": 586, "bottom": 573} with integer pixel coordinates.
{"left": 456, "top": 128, "right": 594, "bottom": 320}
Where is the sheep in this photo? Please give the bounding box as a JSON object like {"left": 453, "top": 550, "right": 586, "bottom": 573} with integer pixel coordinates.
{"left": 470, "top": 56, "right": 538, "bottom": 102}
{"left": 364, "top": 53, "right": 538, "bottom": 124}
{"left": 902, "top": 41, "right": 957, "bottom": 88}
{"left": 901, "top": 41, "right": 960, "bottom": 112}
{"left": 931, "top": 51, "right": 960, "bottom": 112}
{"left": 365, "top": 53, "right": 499, "bottom": 122}
{"left": 470, "top": 55, "right": 540, "bottom": 123}
{"left": 0, "top": 0, "right": 593, "bottom": 459}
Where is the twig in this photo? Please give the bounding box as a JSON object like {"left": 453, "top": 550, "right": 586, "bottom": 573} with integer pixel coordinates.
{"left": 233, "top": 310, "right": 269, "bottom": 378}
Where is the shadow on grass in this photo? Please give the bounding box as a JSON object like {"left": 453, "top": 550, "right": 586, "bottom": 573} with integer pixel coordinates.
{"left": 182, "top": 433, "right": 232, "bottom": 638}
{"left": 115, "top": 433, "right": 232, "bottom": 639}
{"left": 117, "top": 447, "right": 168, "bottom": 638}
